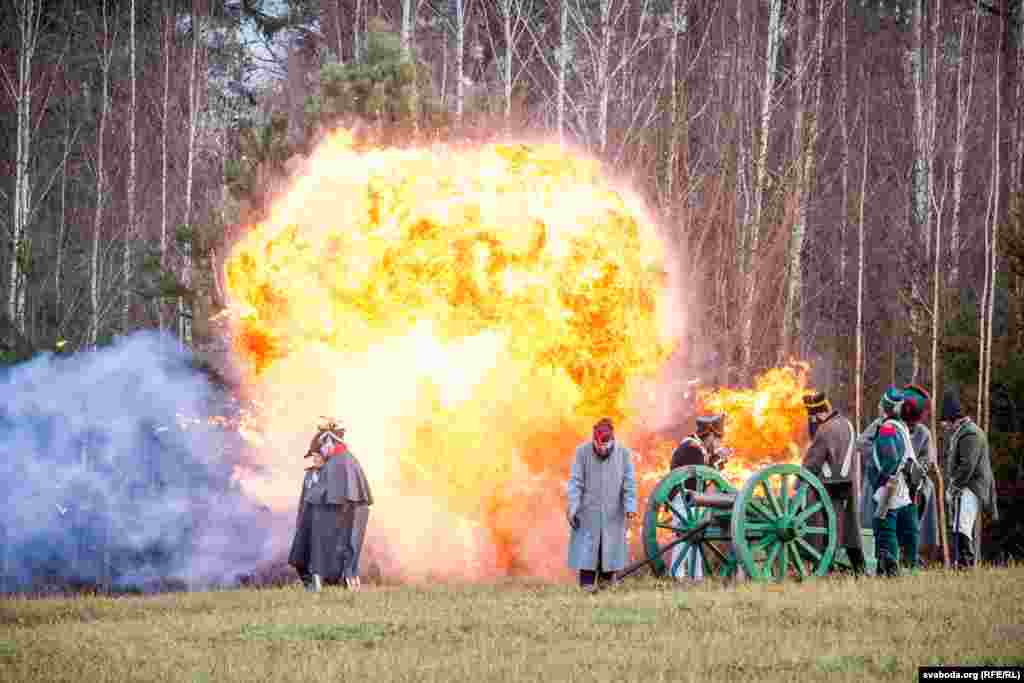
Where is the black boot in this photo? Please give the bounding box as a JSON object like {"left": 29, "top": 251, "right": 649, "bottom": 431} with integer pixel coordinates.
{"left": 955, "top": 533, "right": 976, "bottom": 569}
{"left": 846, "top": 548, "right": 866, "bottom": 576}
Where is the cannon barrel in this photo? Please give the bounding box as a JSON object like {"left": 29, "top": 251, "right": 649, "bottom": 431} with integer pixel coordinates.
{"left": 682, "top": 491, "right": 737, "bottom": 509}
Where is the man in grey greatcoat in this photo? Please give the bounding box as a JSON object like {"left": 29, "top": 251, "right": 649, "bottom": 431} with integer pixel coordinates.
{"left": 802, "top": 392, "right": 865, "bottom": 575}
{"left": 566, "top": 418, "right": 638, "bottom": 591}
{"left": 289, "top": 419, "right": 373, "bottom": 592}
{"left": 900, "top": 384, "right": 940, "bottom": 564}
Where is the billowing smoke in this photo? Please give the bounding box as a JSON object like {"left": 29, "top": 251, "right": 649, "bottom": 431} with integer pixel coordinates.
{"left": 0, "top": 332, "right": 275, "bottom": 592}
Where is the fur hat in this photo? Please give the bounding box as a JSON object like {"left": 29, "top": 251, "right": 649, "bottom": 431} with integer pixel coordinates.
{"left": 941, "top": 391, "right": 963, "bottom": 422}
{"left": 695, "top": 414, "right": 725, "bottom": 436}
{"left": 802, "top": 392, "right": 832, "bottom": 417}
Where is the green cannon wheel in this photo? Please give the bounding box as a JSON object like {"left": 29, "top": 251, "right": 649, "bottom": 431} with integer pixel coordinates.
{"left": 730, "top": 464, "right": 838, "bottom": 581}
{"left": 642, "top": 465, "right": 737, "bottom": 578}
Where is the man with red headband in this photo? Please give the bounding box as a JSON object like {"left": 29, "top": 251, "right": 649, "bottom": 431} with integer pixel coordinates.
{"left": 566, "top": 418, "right": 638, "bottom": 591}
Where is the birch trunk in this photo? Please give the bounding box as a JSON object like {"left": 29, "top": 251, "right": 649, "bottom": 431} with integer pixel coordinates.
{"left": 596, "top": 0, "right": 612, "bottom": 154}
{"left": 90, "top": 5, "right": 113, "bottom": 348}
{"left": 178, "top": 8, "right": 201, "bottom": 348}
{"left": 159, "top": 10, "right": 171, "bottom": 332}
{"left": 839, "top": 1, "right": 848, "bottom": 290}
{"left": 501, "top": 0, "right": 513, "bottom": 134}
{"left": 354, "top": 0, "right": 363, "bottom": 63}
{"left": 950, "top": 8, "right": 980, "bottom": 287}
{"left": 983, "top": 47, "right": 1002, "bottom": 433}
{"left": 558, "top": 0, "right": 568, "bottom": 145}
{"left": 55, "top": 94, "right": 72, "bottom": 323}
{"left": 741, "top": 0, "right": 784, "bottom": 370}
{"left": 665, "top": 0, "right": 689, "bottom": 216}
{"left": 8, "top": 0, "right": 41, "bottom": 336}
{"left": 401, "top": 0, "right": 414, "bottom": 57}
{"left": 454, "top": 0, "right": 468, "bottom": 127}
{"left": 123, "top": 0, "right": 136, "bottom": 334}
{"left": 781, "top": 0, "right": 807, "bottom": 359}
{"left": 855, "top": 77, "right": 870, "bottom": 432}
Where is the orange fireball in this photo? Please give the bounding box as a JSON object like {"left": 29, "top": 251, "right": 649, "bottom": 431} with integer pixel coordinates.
{"left": 698, "top": 364, "right": 814, "bottom": 485}
{"left": 223, "top": 131, "right": 676, "bottom": 580}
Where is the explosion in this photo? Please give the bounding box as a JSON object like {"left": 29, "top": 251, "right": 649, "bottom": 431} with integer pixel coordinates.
{"left": 224, "top": 130, "right": 675, "bottom": 580}
{"left": 698, "top": 364, "right": 814, "bottom": 485}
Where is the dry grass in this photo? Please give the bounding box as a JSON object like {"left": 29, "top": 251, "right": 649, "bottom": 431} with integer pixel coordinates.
{"left": 1, "top": 566, "right": 1023, "bottom": 683}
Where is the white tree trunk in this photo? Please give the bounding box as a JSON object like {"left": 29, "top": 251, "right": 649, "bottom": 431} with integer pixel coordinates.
{"left": 950, "top": 8, "right": 980, "bottom": 287}
{"left": 982, "top": 47, "right": 1002, "bottom": 433}
{"left": 839, "top": 0, "right": 848, "bottom": 290}
{"left": 454, "top": 0, "right": 468, "bottom": 126}
{"left": 354, "top": 0, "right": 363, "bottom": 63}
{"left": 558, "top": 0, "right": 568, "bottom": 145}
{"left": 90, "top": 5, "right": 113, "bottom": 348}
{"left": 159, "top": 10, "right": 171, "bottom": 332}
{"left": 781, "top": 0, "right": 808, "bottom": 359}
{"left": 741, "top": 0, "right": 784, "bottom": 370}
{"left": 596, "top": 0, "right": 612, "bottom": 153}
{"left": 178, "top": 8, "right": 201, "bottom": 348}
{"left": 7, "top": 0, "right": 41, "bottom": 336}
{"left": 55, "top": 102, "right": 71, "bottom": 322}
{"left": 502, "top": 0, "right": 513, "bottom": 133}
{"left": 401, "top": 0, "right": 415, "bottom": 58}
{"left": 855, "top": 80, "right": 870, "bottom": 432}
{"left": 123, "top": 0, "right": 136, "bottom": 334}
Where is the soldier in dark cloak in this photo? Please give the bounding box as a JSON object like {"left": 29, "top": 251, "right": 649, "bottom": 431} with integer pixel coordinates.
{"left": 288, "top": 419, "right": 373, "bottom": 592}
{"left": 801, "top": 392, "right": 865, "bottom": 575}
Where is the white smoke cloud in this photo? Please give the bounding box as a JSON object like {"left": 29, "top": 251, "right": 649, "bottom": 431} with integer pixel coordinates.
{"left": 0, "top": 332, "right": 275, "bottom": 592}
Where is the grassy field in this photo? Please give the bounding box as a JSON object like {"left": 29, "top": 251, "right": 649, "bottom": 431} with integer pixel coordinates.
{"left": 1, "top": 566, "right": 1022, "bottom": 683}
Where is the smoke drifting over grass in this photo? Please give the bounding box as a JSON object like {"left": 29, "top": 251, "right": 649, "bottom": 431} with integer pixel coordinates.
{"left": 0, "top": 332, "right": 274, "bottom": 593}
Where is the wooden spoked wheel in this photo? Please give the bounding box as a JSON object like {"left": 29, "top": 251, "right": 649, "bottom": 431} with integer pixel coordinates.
{"left": 642, "top": 465, "right": 737, "bottom": 578}
{"left": 730, "top": 464, "right": 838, "bottom": 581}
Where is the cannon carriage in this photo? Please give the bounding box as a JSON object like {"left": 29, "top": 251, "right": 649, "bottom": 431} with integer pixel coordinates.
{"left": 640, "top": 463, "right": 870, "bottom": 581}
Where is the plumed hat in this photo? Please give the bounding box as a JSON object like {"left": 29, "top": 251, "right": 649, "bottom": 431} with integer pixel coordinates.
{"left": 306, "top": 417, "right": 346, "bottom": 457}
{"left": 802, "top": 392, "right": 832, "bottom": 416}
{"left": 901, "top": 384, "right": 930, "bottom": 423}
{"left": 879, "top": 387, "right": 904, "bottom": 417}
{"left": 695, "top": 414, "right": 725, "bottom": 436}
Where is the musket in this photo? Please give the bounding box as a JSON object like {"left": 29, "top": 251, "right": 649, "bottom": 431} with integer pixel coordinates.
{"left": 599, "top": 519, "right": 713, "bottom": 591}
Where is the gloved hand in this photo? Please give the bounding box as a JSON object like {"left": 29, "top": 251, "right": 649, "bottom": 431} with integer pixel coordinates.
{"left": 567, "top": 512, "right": 580, "bottom": 530}
{"left": 877, "top": 473, "right": 891, "bottom": 489}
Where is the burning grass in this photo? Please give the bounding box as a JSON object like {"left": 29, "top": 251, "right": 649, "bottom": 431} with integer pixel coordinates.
{"left": 1, "top": 565, "right": 1022, "bottom": 682}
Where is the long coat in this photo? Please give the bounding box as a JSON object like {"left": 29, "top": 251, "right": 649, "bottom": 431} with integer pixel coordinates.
{"left": 566, "top": 441, "right": 637, "bottom": 572}
{"left": 289, "top": 447, "right": 373, "bottom": 580}
{"left": 803, "top": 412, "right": 863, "bottom": 551}
{"left": 908, "top": 423, "right": 940, "bottom": 547}
{"left": 945, "top": 419, "right": 998, "bottom": 519}
{"left": 857, "top": 417, "right": 885, "bottom": 525}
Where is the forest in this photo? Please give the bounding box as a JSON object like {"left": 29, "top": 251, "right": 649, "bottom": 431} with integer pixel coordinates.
{"left": 2, "top": 0, "right": 1023, "bottom": 588}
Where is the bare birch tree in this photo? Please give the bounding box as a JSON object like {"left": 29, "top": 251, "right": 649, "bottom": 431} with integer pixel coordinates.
{"left": 89, "top": 1, "right": 115, "bottom": 348}
{"left": 122, "top": 0, "right": 137, "bottom": 334}
{"left": 558, "top": 0, "right": 569, "bottom": 144}
{"left": 159, "top": 7, "right": 172, "bottom": 332}
{"left": 741, "top": 0, "right": 784, "bottom": 371}
{"left": 179, "top": 6, "right": 202, "bottom": 348}
{"left": 3, "top": 0, "right": 43, "bottom": 336}
{"left": 980, "top": 46, "right": 1002, "bottom": 433}
{"left": 950, "top": 7, "right": 980, "bottom": 287}
{"left": 855, "top": 76, "right": 870, "bottom": 432}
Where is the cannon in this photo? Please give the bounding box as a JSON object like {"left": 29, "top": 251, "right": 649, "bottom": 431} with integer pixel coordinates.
{"left": 636, "top": 463, "right": 864, "bottom": 581}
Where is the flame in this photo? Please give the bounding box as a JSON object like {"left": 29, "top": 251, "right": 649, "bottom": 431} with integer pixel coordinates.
{"left": 698, "top": 364, "right": 813, "bottom": 486}
{"left": 223, "top": 130, "right": 676, "bottom": 581}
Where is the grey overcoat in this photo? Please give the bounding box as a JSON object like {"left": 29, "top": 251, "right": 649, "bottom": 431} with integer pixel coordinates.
{"left": 566, "top": 441, "right": 637, "bottom": 572}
